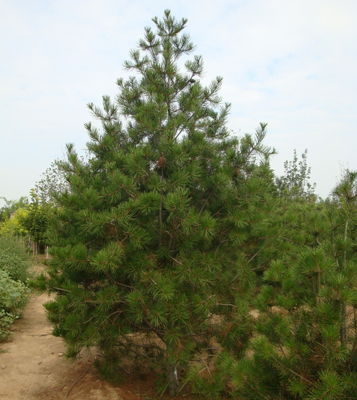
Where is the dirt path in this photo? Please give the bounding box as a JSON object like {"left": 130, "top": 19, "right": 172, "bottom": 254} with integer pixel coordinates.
{"left": 0, "top": 287, "right": 140, "bottom": 399}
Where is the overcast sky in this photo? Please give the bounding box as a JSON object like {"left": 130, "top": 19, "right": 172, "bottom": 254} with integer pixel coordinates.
{"left": 1, "top": 0, "right": 356, "bottom": 201}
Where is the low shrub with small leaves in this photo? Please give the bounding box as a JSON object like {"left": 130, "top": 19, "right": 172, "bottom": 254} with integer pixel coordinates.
{"left": 0, "top": 269, "right": 29, "bottom": 340}
{"left": 0, "top": 235, "right": 30, "bottom": 282}
{"left": 0, "top": 235, "right": 30, "bottom": 340}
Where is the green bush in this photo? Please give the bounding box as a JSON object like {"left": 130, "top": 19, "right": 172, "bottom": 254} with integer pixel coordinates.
{"left": 0, "top": 235, "right": 30, "bottom": 340}
{"left": 0, "top": 270, "right": 29, "bottom": 340}
{"left": 0, "top": 236, "right": 30, "bottom": 282}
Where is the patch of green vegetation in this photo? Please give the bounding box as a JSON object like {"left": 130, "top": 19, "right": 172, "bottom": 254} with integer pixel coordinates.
{"left": 0, "top": 235, "right": 30, "bottom": 282}
{"left": 0, "top": 269, "right": 29, "bottom": 341}
{"left": 0, "top": 235, "right": 31, "bottom": 341}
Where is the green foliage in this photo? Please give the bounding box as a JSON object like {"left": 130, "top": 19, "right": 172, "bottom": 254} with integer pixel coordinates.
{"left": 20, "top": 192, "right": 50, "bottom": 251}
{"left": 39, "top": 10, "right": 356, "bottom": 399}
{"left": 0, "top": 270, "right": 29, "bottom": 341}
{"left": 0, "top": 235, "right": 30, "bottom": 282}
{"left": 44, "top": 10, "right": 274, "bottom": 395}
{"left": 0, "top": 166, "right": 61, "bottom": 252}
{"left": 0, "top": 196, "right": 28, "bottom": 223}
{"left": 276, "top": 149, "right": 316, "bottom": 199}
{"left": 205, "top": 170, "right": 357, "bottom": 400}
{"left": 0, "top": 235, "right": 30, "bottom": 340}
{"left": 0, "top": 207, "right": 29, "bottom": 236}
{"left": 33, "top": 161, "right": 68, "bottom": 204}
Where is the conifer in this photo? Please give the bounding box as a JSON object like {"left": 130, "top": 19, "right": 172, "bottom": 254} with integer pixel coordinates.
{"left": 44, "top": 10, "right": 273, "bottom": 393}
{"left": 208, "top": 163, "right": 357, "bottom": 399}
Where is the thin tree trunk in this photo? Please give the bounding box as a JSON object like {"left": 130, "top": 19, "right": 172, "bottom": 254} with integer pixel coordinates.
{"left": 316, "top": 263, "right": 321, "bottom": 305}
{"left": 352, "top": 307, "right": 357, "bottom": 354}
{"left": 167, "top": 364, "right": 179, "bottom": 396}
{"left": 340, "top": 302, "right": 347, "bottom": 346}
{"left": 340, "top": 219, "right": 349, "bottom": 347}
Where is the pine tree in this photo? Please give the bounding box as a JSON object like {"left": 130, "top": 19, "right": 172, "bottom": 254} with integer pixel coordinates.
{"left": 44, "top": 10, "right": 273, "bottom": 394}
{"left": 209, "top": 167, "right": 357, "bottom": 399}
{"left": 329, "top": 170, "right": 357, "bottom": 359}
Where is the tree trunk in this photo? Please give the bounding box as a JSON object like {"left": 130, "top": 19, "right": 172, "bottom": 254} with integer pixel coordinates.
{"left": 340, "top": 219, "right": 349, "bottom": 347}
{"left": 167, "top": 364, "right": 179, "bottom": 397}
{"left": 340, "top": 302, "right": 347, "bottom": 346}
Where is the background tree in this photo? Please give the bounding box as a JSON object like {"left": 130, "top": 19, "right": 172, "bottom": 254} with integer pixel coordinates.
{"left": 0, "top": 197, "right": 28, "bottom": 223}
{"left": 44, "top": 10, "right": 274, "bottom": 395}
{"left": 0, "top": 207, "right": 29, "bottom": 237}
{"left": 199, "top": 165, "right": 357, "bottom": 399}
{"left": 20, "top": 191, "right": 49, "bottom": 254}
{"left": 33, "top": 161, "right": 68, "bottom": 204}
{"left": 328, "top": 170, "right": 357, "bottom": 357}
{"left": 276, "top": 149, "right": 316, "bottom": 200}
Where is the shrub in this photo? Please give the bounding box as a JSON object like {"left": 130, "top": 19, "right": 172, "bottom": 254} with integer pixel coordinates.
{"left": 0, "top": 270, "right": 29, "bottom": 340}
{"left": 0, "top": 235, "right": 30, "bottom": 340}
{"left": 0, "top": 235, "right": 30, "bottom": 282}
{"left": 0, "top": 207, "right": 29, "bottom": 236}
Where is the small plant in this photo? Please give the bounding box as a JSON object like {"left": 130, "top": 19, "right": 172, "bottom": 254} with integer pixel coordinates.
{"left": 0, "top": 270, "right": 29, "bottom": 341}
{"left": 0, "top": 235, "right": 30, "bottom": 282}
{"left": 0, "top": 235, "right": 30, "bottom": 340}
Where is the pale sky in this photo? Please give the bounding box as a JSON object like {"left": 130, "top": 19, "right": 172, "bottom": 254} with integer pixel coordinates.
{"left": 0, "top": 0, "right": 356, "bottom": 201}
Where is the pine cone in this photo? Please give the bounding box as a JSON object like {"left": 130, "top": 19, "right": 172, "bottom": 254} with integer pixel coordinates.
{"left": 157, "top": 156, "right": 166, "bottom": 169}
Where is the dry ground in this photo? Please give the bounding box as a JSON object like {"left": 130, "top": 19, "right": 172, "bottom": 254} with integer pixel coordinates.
{"left": 0, "top": 262, "right": 151, "bottom": 400}
{"left": 0, "top": 263, "right": 202, "bottom": 400}
{"left": 0, "top": 290, "right": 143, "bottom": 400}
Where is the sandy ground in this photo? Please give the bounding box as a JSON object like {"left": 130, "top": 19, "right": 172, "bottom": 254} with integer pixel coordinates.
{"left": 0, "top": 290, "right": 139, "bottom": 400}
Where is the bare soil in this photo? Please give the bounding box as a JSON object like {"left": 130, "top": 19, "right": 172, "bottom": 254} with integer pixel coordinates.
{"left": 0, "top": 263, "right": 201, "bottom": 400}
{"left": 0, "top": 290, "right": 142, "bottom": 400}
